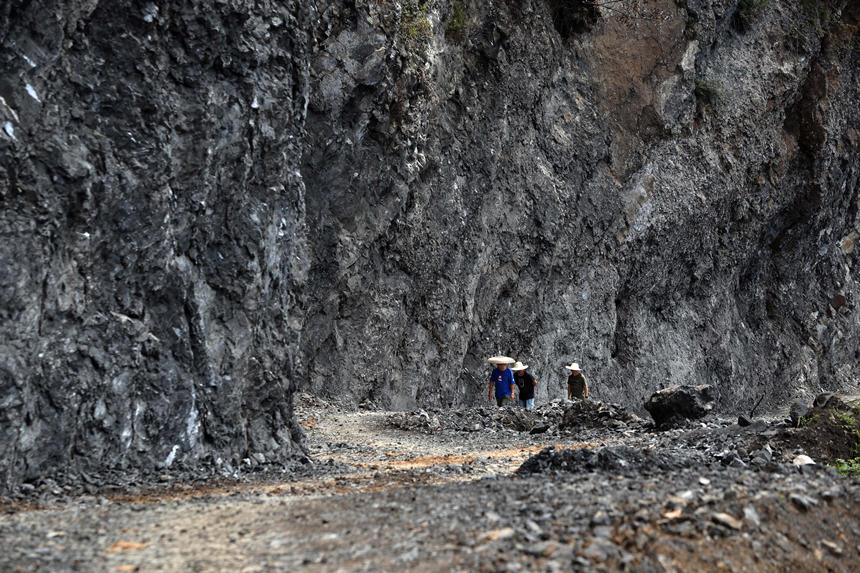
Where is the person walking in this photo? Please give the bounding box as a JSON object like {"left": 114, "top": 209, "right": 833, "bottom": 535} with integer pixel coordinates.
{"left": 511, "top": 362, "right": 537, "bottom": 409}
{"left": 487, "top": 356, "right": 516, "bottom": 407}
{"left": 566, "top": 363, "right": 589, "bottom": 400}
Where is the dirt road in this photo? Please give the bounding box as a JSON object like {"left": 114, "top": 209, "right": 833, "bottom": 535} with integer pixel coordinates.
{"left": 2, "top": 399, "right": 859, "bottom": 572}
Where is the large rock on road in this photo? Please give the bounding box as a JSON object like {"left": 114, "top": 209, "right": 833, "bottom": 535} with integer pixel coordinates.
{"left": 644, "top": 385, "right": 716, "bottom": 428}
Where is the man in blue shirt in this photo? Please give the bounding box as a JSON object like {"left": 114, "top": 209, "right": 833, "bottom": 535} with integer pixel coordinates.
{"left": 488, "top": 362, "right": 515, "bottom": 407}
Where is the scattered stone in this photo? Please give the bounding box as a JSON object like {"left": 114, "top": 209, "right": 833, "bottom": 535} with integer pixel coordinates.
{"left": 743, "top": 505, "right": 761, "bottom": 527}
{"left": 592, "top": 526, "right": 613, "bottom": 538}
{"left": 712, "top": 512, "right": 743, "bottom": 530}
{"left": 750, "top": 445, "right": 772, "bottom": 466}
{"left": 789, "top": 401, "right": 808, "bottom": 427}
{"left": 644, "top": 385, "right": 715, "bottom": 428}
{"left": 792, "top": 455, "right": 816, "bottom": 466}
{"left": 480, "top": 528, "right": 515, "bottom": 541}
{"left": 525, "top": 520, "right": 543, "bottom": 535}
{"left": 530, "top": 423, "right": 551, "bottom": 435}
{"left": 789, "top": 494, "right": 818, "bottom": 511}
{"left": 821, "top": 539, "right": 843, "bottom": 556}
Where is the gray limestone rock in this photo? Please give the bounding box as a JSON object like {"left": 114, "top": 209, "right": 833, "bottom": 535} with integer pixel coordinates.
{"left": 297, "top": 0, "right": 860, "bottom": 414}
{"left": 0, "top": 0, "right": 312, "bottom": 493}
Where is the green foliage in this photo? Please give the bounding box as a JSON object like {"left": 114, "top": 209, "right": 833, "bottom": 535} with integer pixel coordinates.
{"left": 831, "top": 402, "right": 860, "bottom": 455}
{"left": 694, "top": 79, "right": 721, "bottom": 106}
{"left": 830, "top": 405, "right": 860, "bottom": 441}
{"left": 733, "top": 0, "right": 770, "bottom": 33}
{"left": 833, "top": 457, "right": 860, "bottom": 478}
{"left": 446, "top": 1, "right": 468, "bottom": 40}
{"left": 800, "top": 413, "right": 820, "bottom": 426}
{"left": 835, "top": 410, "right": 856, "bottom": 428}
{"left": 401, "top": 1, "right": 433, "bottom": 47}
{"left": 802, "top": 0, "right": 831, "bottom": 35}
{"left": 786, "top": 26, "right": 806, "bottom": 53}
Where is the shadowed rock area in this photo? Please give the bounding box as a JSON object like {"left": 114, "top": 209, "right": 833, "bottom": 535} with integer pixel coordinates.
{"left": 0, "top": 1, "right": 312, "bottom": 492}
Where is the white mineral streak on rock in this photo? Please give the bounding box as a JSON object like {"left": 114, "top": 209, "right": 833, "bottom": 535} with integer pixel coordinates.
{"left": 25, "top": 84, "right": 41, "bottom": 102}
{"left": 186, "top": 385, "right": 201, "bottom": 448}
{"left": 164, "top": 444, "right": 180, "bottom": 468}
{"left": 681, "top": 41, "right": 699, "bottom": 72}
{"left": 3, "top": 122, "right": 16, "bottom": 140}
{"left": 0, "top": 95, "right": 19, "bottom": 122}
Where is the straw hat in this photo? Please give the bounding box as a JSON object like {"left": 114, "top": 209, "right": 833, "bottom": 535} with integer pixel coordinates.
{"left": 564, "top": 363, "right": 581, "bottom": 371}
{"left": 511, "top": 362, "right": 528, "bottom": 371}
{"left": 486, "top": 355, "right": 515, "bottom": 365}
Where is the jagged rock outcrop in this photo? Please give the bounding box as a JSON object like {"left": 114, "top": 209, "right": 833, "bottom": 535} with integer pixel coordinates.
{"left": 1, "top": 0, "right": 858, "bottom": 491}
{"left": 299, "top": 0, "right": 860, "bottom": 412}
{"left": 0, "top": 0, "right": 311, "bottom": 492}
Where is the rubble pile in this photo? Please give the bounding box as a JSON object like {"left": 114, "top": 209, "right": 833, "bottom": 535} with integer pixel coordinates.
{"left": 387, "top": 399, "right": 643, "bottom": 434}
{"left": 767, "top": 393, "right": 860, "bottom": 467}
{"left": 558, "top": 400, "right": 643, "bottom": 431}
{"left": 516, "top": 445, "right": 704, "bottom": 477}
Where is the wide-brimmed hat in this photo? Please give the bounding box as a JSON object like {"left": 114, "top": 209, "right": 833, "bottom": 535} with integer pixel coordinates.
{"left": 511, "top": 362, "right": 528, "bottom": 371}
{"left": 487, "top": 355, "right": 515, "bottom": 365}
{"left": 565, "top": 363, "right": 581, "bottom": 371}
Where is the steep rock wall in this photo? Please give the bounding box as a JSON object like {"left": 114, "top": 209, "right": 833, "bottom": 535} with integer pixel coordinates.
{"left": 299, "top": 0, "right": 860, "bottom": 410}
{"left": 0, "top": 0, "right": 310, "bottom": 492}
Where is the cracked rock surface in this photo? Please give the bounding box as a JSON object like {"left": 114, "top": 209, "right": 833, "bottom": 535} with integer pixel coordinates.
{"left": 0, "top": 1, "right": 312, "bottom": 492}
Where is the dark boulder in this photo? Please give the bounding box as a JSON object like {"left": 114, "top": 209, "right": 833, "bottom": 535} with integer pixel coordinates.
{"left": 529, "top": 422, "right": 551, "bottom": 435}
{"left": 738, "top": 414, "right": 753, "bottom": 427}
{"left": 813, "top": 392, "right": 836, "bottom": 408}
{"left": 644, "top": 385, "right": 715, "bottom": 429}
{"left": 789, "top": 400, "right": 809, "bottom": 427}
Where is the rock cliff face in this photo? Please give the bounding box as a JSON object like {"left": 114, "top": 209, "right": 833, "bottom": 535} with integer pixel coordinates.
{"left": 0, "top": 0, "right": 858, "bottom": 490}
{"left": 300, "top": 0, "right": 860, "bottom": 412}
{"left": 0, "top": 0, "right": 311, "bottom": 492}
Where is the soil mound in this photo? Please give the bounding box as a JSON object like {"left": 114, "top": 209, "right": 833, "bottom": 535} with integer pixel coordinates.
{"left": 769, "top": 394, "right": 860, "bottom": 468}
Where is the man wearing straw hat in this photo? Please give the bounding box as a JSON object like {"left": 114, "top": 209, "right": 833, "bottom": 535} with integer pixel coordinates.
{"left": 511, "top": 362, "right": 537, "bottom": 409}
{"left": 566, "top": 363, "right": 589, "bottom": 400}
{"left": 487, "top": 356, "right": 516, "bottom": 407}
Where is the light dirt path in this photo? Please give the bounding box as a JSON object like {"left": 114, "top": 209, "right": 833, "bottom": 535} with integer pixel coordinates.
{"left": 1, "top": 403, "right": 859, "bottom": 572}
